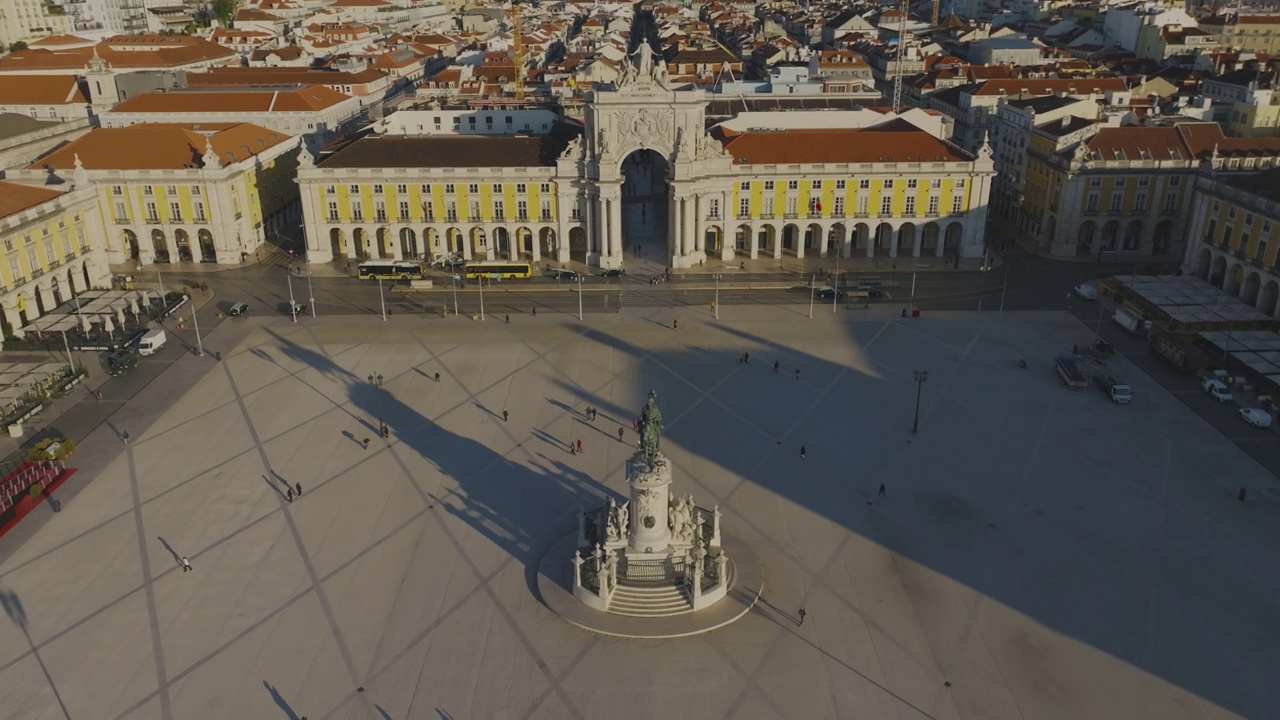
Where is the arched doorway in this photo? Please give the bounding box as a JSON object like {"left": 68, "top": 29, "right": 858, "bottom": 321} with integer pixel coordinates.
{"left": 1153, "top": 220, "right": 1173, "bottom": 256}
{"left": 494, "top": 227, "right": 512, "bottom": 259}
{"left": 922, "top": 223, "right": 940, "bottom": 255}
{"left": 198, "top": 229, "right": 216, "bottom": 263}
{"left": 1226, "top": 263, "right": 1244, "bottom": 295}
{"left": 470, "top": 227, "right": 488, "bottom": 258}
{"left": 734, "top": 224, "right": 750, "bottom": 253}
{"left": 151, "top": 229, "right": 169, "bottom": 263}
{"left": 1123, "top": 220, "right": 1142, "bottom": 252}
{"left": 1209, "top": 255, "right": 1227, "bottom": 287}
{"left": 174, "top": 229, "right": 192, "bottom": 262}
{"left": 539, "top": 228, "right": 557, "bottom": 259}
{"left": 568, "top": 226, "right": 587, "bottom": 261}
{"left": 123, "top": 230, "right": 139, "bottom": 261}
{"left": 424, "top": 228, "right": 439, "bottom": 257}
{"left": 80, "top": 262, "right": 91, "bottom": 291}
{"left": 804, "top": 223, "right": 821, "bottom": 254}
{"left": 757, "top": 225, "right": 776, "bottom": 256}
{"left": 446, "top": 228, "right": 464, "bottom": 256}
{"left": 874, "top": 223, "right": 892, "bottom": 255}
{"left": 1101, "top": 221, "right": 1119, "bottom": 252}
{"left": 828, "top": 223, "right": 845, "bottom": 258}
{"left": 353, "top": 228, "right": 368, "bottom": 259}
{"left": 782, "top": 224, "right": 800, "bottom": 254}
{"left": 619, "top": 148, "right": 669, "bottom": 262}
{"left": 516, "top": 227, "right": 533, "bottom": 258}
{"left": 376, "top": 227, "right": 391, "bottom": 259}
{"left": 399, "top": 228, "right": 418, "bottom": 259}
{"left": 330, "top": 228, "right": 344, "bottom": 259}
{"left": 944, "top": 222, "right": 963, "bottom": 256}
{"left": 854, "top": 223, "right": 870, "bottom": 254}
{"left": 705, "top": 225, "right": 722, "bottom": 254}
{"left": 898, "top": 223, "right": 916, "bottom": 256}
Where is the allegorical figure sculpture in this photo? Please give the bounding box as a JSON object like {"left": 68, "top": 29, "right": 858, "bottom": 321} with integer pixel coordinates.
{"left": 637, "top": 390, "right": 663, "bottom": 464}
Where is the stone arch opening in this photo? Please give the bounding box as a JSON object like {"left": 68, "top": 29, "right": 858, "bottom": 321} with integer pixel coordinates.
{"left": 151, "top": 229, "right": 169, "bottom": 263}
{"left": 539, "top": 228, "right": 557, "bottom": 259}
{"left": 1194, "top": 248, "right": 1211, "bottom": 278}
{"left": 198, "top": 229, "right": 216, "bottom": 263}
{"left": 399, "top": 227, "right": 418, "bottom": 259}
{"left": 619, "top": 148, "right": 669, "bottom": 263}
{"left": 123, "top": 230, "right": 139, "bottom": 261}
{"left": 329, "top": 228, "right": 344, "bottom": 259}
{"left": 1260, "top": 280, "right": 1280, "bottom": 316}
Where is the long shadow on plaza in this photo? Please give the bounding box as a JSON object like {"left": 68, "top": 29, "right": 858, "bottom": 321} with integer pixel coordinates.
{"left": 551, "top": 319, "right": 1274, "bottom": 719}
{"left": 268, "top": 321, "right": 1272, "bottom": 719}
{"left": 270, "top": 337, "right": 620, "bottom": 573}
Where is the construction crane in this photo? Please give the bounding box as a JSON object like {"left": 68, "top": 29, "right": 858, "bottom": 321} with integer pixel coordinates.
{"left": 892, "top": 0, "right": 909, "bottom": 113}
{"left": 511, "top": 2, "right": 526, "bottom": 101}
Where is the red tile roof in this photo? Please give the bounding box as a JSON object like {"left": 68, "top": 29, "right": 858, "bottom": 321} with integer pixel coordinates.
{"left": 0, "top": 75, "right": 88, "bottom": 105}
{"left": 31, "top": 123, "right": 292, "bottom": 170}
{"left": 109, "top": 85, "right": 351, "bottom": 114}
{"left": 0, "top": 35, "right": 235, "bottom": 72}
{"left": 718, "top": 120, "right": 973, "bottom": 164}
{"left": 0, "top": 181, "right": 64, "bottom": 220}
{"left": 971, "top": 77, "right": 1126, "bottom": 96}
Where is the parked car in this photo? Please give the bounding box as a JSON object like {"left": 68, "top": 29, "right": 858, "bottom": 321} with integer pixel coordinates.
{"left": 549, "top": 268, "right": 578, "bottom": 280}
{"left": 105, "top": 348, "right": 139, "bottom": 376}
{"left": 857, "top": 286, "right": 886, "bottom": 299}
{"left": 816, "top": 286, "right": 845, "bottom": 300}
{"left": 228, "top": 302, "right": 249, "bottom": 316}
{"left": 601, "top": 268, "right": 625, "bottom": 278}
{"left": 288, "top": 301, "right": 306, "bottom": 316}
{"left": 1073, "top": 283, "right": 1099, "bottom": 300}
{"left": 1201, "top": 377, "right": 1234, "bottom": 403}
{"left": 1240, "top": 407, "right": 1273, "bottom": 428}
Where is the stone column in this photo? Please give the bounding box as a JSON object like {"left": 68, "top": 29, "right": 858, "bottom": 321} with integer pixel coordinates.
{"left": 531, "top": 228, "right": 542, "bottom": 265}
{"left": 37, "top": 284, "right": 55, "bottom": 316}
{"left": 609, "top": 195, "right": 623, "bottom": 266}
{"left": 749, "top": 223, "right": 759, "bottom": 259}
{"left": 936, "top": 228, "right": 946, "bottom": 258}
{"left": 682, "top": 197, "right": 695, "bottom": 266}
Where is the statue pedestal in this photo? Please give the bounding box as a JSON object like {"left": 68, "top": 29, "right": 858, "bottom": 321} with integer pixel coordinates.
{"left": 626, "top": 452, "right": 672, "bottom": 552}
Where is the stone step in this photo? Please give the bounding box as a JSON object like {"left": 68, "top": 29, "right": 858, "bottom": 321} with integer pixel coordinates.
{"left": 607, "top": 582, "right": 692, "bottom": 617}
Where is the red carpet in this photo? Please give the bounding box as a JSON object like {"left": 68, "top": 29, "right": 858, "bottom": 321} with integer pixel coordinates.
{"left": 0, "top": 463, "right": 79, "bottom": 540}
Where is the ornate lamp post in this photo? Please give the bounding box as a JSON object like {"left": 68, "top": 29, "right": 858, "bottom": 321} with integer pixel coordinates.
{"left": 912, "top": 369, "right": 929, "bottom": 434}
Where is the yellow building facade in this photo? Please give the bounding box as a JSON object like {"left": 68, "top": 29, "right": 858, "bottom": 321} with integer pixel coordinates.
{"left": 0, "top": 181, "right": 111, "bottom": 340}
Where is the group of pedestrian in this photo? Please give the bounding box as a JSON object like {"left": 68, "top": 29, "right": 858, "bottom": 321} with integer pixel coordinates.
{"left": 284, "top": 482, "right": 303, "bottom": 503}
{"left": 739, "top": 352, "right": 750, "bottom": 364}
{"left": 585, "top": 406, "right": 599, "bottom": 421}
{"left": 569, "top": 438, "right": 584, "bottom": 455}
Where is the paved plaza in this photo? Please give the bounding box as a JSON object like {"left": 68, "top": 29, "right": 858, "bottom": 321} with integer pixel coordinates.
{"left": 0, "top": 305, "right": 1276, "bottom": 720}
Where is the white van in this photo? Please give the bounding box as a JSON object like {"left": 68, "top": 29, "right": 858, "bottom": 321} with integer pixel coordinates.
{"left": 138, "top": 328, "right": 167, "bottom": 356}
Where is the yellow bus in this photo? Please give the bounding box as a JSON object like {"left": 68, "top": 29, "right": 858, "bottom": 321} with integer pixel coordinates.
{"left": 463, "top": 261, "right": 533, "bottom": 280}
{"left": 358, "top": 261, "right": 426, "bottom": 280}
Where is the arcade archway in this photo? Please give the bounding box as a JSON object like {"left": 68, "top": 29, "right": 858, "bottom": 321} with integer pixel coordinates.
{"left": 620, "top": 148, "right": 668, "bottom": 264}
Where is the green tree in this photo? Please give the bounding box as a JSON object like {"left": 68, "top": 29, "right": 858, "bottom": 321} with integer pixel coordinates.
{"left": 8, "top": 41, "right": 28, "bottom": 52}
{"left": 211, "top": 0, "right": 236, "bottom": 25}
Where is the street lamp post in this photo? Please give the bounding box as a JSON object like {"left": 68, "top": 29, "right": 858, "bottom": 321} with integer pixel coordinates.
{"left": 190, "top": 303, "right": 204, "bottom": 356}
{"left": 451, "top": 272, "right": 459, "bottom": 317}
{"left": 808, "top": 274, "right": 815, "bottom": 319}
{"left": 306, "top": 262, "right": 316, "bottom": 318}
{"left": 377, "top": 276, "right": 387, "bottom": 321}
{"left": 714, "top": 274, "right": 720, "bottom": 320}
{"left": 478, "top": 275, "right": 486, "bottom": 321}
{"left": 577, "top": 274, "right": 583, "bottom": 321}
{"left": 368, "top": 372, "right": 387, "bottom": 437}
{"left": 287, "top": 272, "right": 297, "bottom": 323}
{"left": 912, "top": 369, "right": 929, "bottom": 434}
{"left": 59, "top": 329, "right": 74, "bottom": 373}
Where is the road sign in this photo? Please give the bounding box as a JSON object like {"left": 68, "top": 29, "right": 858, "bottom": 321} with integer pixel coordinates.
{"left": 859, "top": 276, "right": 883, "bottom": 287}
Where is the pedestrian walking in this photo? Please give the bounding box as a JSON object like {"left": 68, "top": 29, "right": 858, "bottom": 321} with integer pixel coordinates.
{"left": 505, "top": 314, "right": 510, "bottom": 324}
{"left": 362, "top": 437, "right": 371, "bottom": 449}
{"left": 774, "top": 360, "right": 779, "bottom": 374}
{"left": 800, "top": 445, "right": 806, "bottom": 460}
{"left": 286, "top": 488, "right": 294, "bottom": 503}
{"left": 798, "top": 607, "right": 807, "bottom": 626}
{"left": 576, "top": 439, "right": 583, "bottom": 452}
{"left": 532, "top": 306, "right": 537, "bottom": 316}
{"left": 795, "top": 368, "right": 800, "bottom": 381}
{"left": 122, "top": 431, "right": 130, "bottom": 445}
{"left": 434, "top": 372, "right": 440, "bottom": 382}
{"left": 503, "top": 409, "right": 509, "bottom": 422}
{"left": 632, "top": 418, "right": 639, "bottom": 430}
{"left": 295, "top": 482, "right": 303, "bottom": 497}
{"left": 95, "top": 390, "right": 103, "bottom": 403}
{"left": 618, "top": 427, "right": 624, "bottom": 442}
{"left": 878, "top": 483, "right": 886, "bottom": 497}
{"left": 570, "top": 444, "right": 577, "bottom": 455}
{"left": 673, "top": 319, "right": 678, "bottom": 330}
{"left": 181, "top": 557, "right": 192, "bottom": 572}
